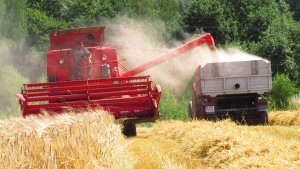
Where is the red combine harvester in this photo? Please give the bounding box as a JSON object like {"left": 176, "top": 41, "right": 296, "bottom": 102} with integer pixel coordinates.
{"left": 16, "top": 26, "right": 215, "bottom": 136}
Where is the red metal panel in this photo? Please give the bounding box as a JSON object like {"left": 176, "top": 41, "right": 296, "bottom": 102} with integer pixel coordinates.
{"left": 47, "top": 46, "right": 119, "bottom": 82}
{"left": 19, "top": 76, "right": 161, "bottom": 120}
{"left": 49, "top": 26, "right": 105, "bottom": 50}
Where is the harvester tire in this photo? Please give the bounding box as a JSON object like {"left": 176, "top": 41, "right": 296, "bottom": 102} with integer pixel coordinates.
{"left": 123, "top": 123, "right": 136, "bottom": 137}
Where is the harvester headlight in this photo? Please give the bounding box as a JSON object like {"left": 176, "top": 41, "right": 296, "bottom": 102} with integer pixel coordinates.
{"left": 59, "top": 58, "right": 64, "bottom": 64}
{"left": 102, "top": 55, "right": 107, "bottom": 61}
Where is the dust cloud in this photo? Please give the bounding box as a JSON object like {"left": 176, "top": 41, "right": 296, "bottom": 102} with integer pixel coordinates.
{"left": 0, "top": 42, "right": 13, "bottom": 65}
{"left": 0, "top": 40, "right": 42, "bottom": 116}
{"left": 0, "top": 41, "right": 43, "bottom": 82}
{"left": 103, "top": 17, "right": 265, "bottom": 93}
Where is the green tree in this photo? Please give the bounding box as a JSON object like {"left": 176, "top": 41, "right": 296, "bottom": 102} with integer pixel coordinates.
{"left": 27, "top": 0, "right": 65, "bottom": 19}
{"left": 180, "top": 0, "right": 292, "bottom": 44}
{"left": 0, "top": 65, "right": 29, "bottom": 118}
{"left": 159, "top": 87, "right": 188, "bottom": 120}
{"left": 180, "top": 0, "right": 229, "bottom": 43}
{"left": 60, "top": 0, "right": 118, "bottom": 26}
{"left": 269, "top": 74, "right": 298, "bottom": 109}
{"left": 285, "top": 0, "right": 300, "bottom": 21}
{"left": 0, "top": 0, "right": 27, "bottom": 41}
{"left": 26, "top": 0, "right": 119, "bottom": 44}
{"left": 117, "top": 0, "right": 183, "bottom": 41}
{"left": 251, "top": 15, "right": 300, "bottom": 83}
{"left": 26, "top": 8, "right": 68, "bottom": 50}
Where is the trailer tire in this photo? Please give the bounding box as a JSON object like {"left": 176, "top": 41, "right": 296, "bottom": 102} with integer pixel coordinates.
{"left": 257, "top": 111, "right": 268, "bottom": 125}
{"left": 122, "top": 123, "right": 136, "bottom": 137}
{"left": 260, "top": 111, "right": 269, "bottom": 125}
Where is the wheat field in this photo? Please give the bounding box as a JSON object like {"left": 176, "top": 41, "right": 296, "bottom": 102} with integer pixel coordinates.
{"left": 269, "top": 110, "right": 300, "bottom": 126}
{"left": 0, "top": 110, "right": 300, "bottom": 168}
{"left": 131, "top": 119, "right": 300, "bottom": 169}
{"left": 0, "top": 110, "right": 132, "bottom": 169}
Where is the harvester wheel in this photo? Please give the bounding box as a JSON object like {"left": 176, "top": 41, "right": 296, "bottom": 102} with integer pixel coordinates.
{"left": 122, "top": 123, "right": 136, "bottom": 137}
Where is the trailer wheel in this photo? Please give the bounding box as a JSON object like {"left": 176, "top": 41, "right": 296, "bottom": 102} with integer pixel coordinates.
{"left": 260, "top": 111, "right": 269, "bottom": 125}
{"left": 122, "top": 123, "right": 136, "bottom": 137}
{"left": 257, "top": 111, "right": 268, "bottom": 125}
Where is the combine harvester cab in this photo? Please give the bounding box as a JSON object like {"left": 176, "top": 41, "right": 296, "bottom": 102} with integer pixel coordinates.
{"left": 16, "top": 26, "right": 216, "bottom": 136}
{"left": 189, "top": 59, "right": 272, "bottom": 125}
